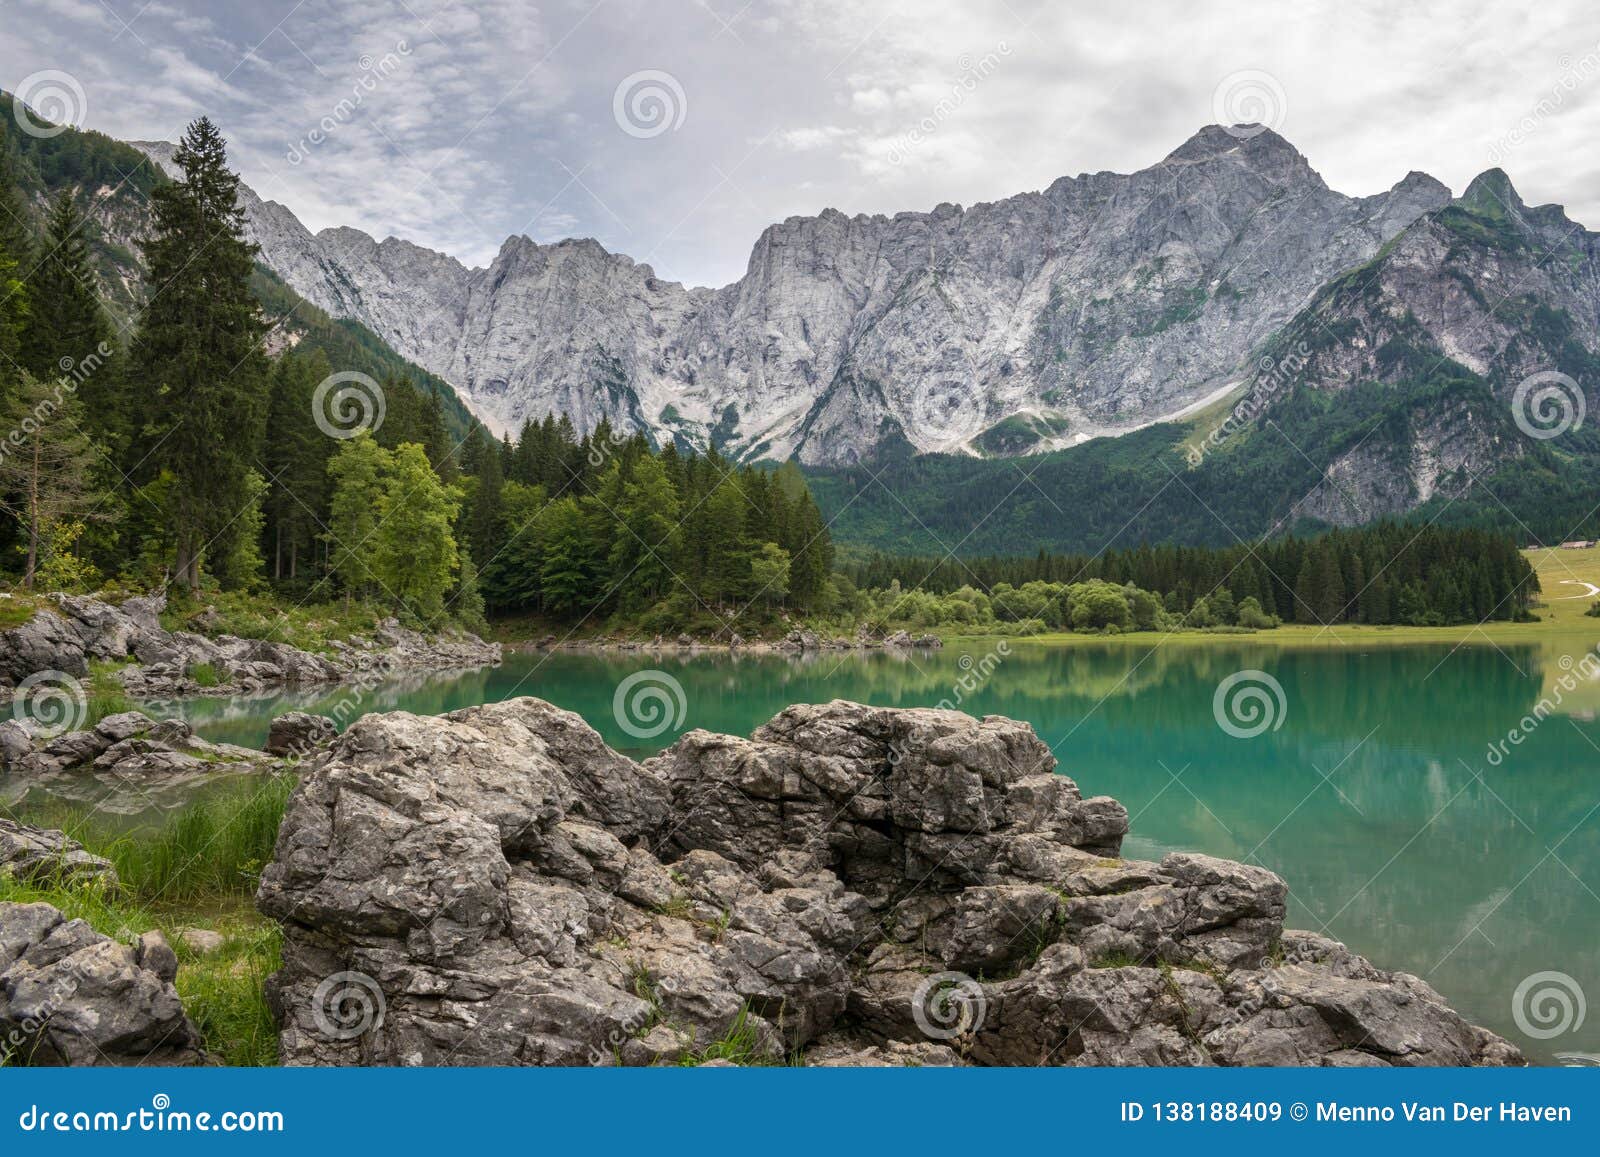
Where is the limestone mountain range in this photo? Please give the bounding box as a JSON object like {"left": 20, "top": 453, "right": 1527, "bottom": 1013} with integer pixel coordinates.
{"left": 131, "top": 126, "right": 1599, "bottom": 526}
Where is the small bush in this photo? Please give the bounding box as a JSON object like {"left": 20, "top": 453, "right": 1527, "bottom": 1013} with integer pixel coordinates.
{"left": 188, "top": 661, "right": 223, "bottom": 688}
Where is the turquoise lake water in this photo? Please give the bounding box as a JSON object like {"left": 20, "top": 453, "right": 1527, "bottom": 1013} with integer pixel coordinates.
{"left": 147, "top": 639, "right": 1600, "bottom": 1065}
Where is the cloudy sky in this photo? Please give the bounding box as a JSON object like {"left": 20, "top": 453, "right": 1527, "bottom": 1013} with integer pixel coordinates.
{"left": 3, "top": 0, "right": 1599, "bottom": 287}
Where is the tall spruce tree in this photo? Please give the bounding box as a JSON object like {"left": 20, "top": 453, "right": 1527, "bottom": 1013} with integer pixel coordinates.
{"left": 20, "top": 192, "right": 112, "bottom": 376}
{"left": 131, "top": 117, "right": 267, "bottom": 588}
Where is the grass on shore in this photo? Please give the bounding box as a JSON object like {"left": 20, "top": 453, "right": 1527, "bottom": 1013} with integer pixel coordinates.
{"left": 2, "top": 775, "right": 296, "bottom": 1066}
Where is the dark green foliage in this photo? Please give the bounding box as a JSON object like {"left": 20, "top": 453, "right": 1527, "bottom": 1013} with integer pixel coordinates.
{"left": 131, "top": 117, "right": 269, "bottom": 587}
{"left": 840, "top": 522, "right": 1537, "bottom": 627}
{"left": 478, "top": 419, "right": 836, "bottom": 627}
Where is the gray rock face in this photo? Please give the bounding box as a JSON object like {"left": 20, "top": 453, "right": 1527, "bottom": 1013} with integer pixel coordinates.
{"left": 0, "top": 818, "right": 117, "bottom": 885}
{"left": 0, "top": 712, "right": 283, "bottom": 815}
{"left": 257, "top": 696, "right": 1518, "bottom": 1067}
{"left": 0, "top": 593, "right": 500, "bottom": 701}
{"left": 265, "top": 712, "right": 338, "bottom": 758}
{"left": 137, "top": 129, "right": 1451, "bottom": 467}
{"left": 1253, "top": 169, "right": 1600, "bottom": 525}
{"left": 0, "top": 902, "right": 206, "bottom": 1066}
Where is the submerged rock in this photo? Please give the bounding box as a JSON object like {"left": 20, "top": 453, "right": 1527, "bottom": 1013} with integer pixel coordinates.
{"left": 257, "top": 697, "right": 1520, "bottom": 1068}
{"left": 0, "top": 901, "right": 206, "bottom": 1066}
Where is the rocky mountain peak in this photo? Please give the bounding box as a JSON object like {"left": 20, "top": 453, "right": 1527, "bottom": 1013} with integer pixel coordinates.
{"left": 131, "top": 128, "right": 1512, "bottom": 465}
{"left": 1161, "top": 124, "right": 1320, "bottom": 184}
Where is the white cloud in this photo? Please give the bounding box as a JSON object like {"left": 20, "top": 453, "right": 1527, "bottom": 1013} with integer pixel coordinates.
{"left": 1, "top": 0, "right": 1599, "bottom": 287}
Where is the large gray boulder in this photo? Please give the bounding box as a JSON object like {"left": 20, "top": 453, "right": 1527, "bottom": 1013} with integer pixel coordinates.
{"left": 0, "top": 902, "right": 206, "bottom": 1066}
{"left": 265, "top": 711, "right": 338, "bottom": 757}
{"left": 0, "top": 610, "right": 87, "bottom": 684}
{"left": 0, "top": 819, "right": 117, "bottom": 885}
{"left": 257, "top": 697, "right": 1521, "bottom": 1068}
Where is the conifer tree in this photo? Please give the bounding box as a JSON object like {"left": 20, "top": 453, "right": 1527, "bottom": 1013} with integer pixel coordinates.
{"left": 131, "top": 117, "right": 268, "bottom": 588}
{"left": 0, "top": 372, "right": 104, "bottom": 587}
{"left": 20, "top": 191, "right": 113, "bottom": 385}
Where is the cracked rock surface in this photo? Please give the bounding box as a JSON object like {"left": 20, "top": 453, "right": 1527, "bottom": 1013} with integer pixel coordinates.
{"left": 257, "top": 697, "right": 1520, "bottom": 1067}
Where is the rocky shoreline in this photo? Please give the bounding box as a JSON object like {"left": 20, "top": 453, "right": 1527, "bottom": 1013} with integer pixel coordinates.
{"left": 515, "top": 627, "right": 944, "bottom": 655}
{"left": 0, "top": 698, "right": 1524, "bottom": 1067}
{"left": 254, "top": 698, "right": 1518, "bottom": 1067}
{"left": 0, "top": 592, "right": 500, "bottom": 700}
